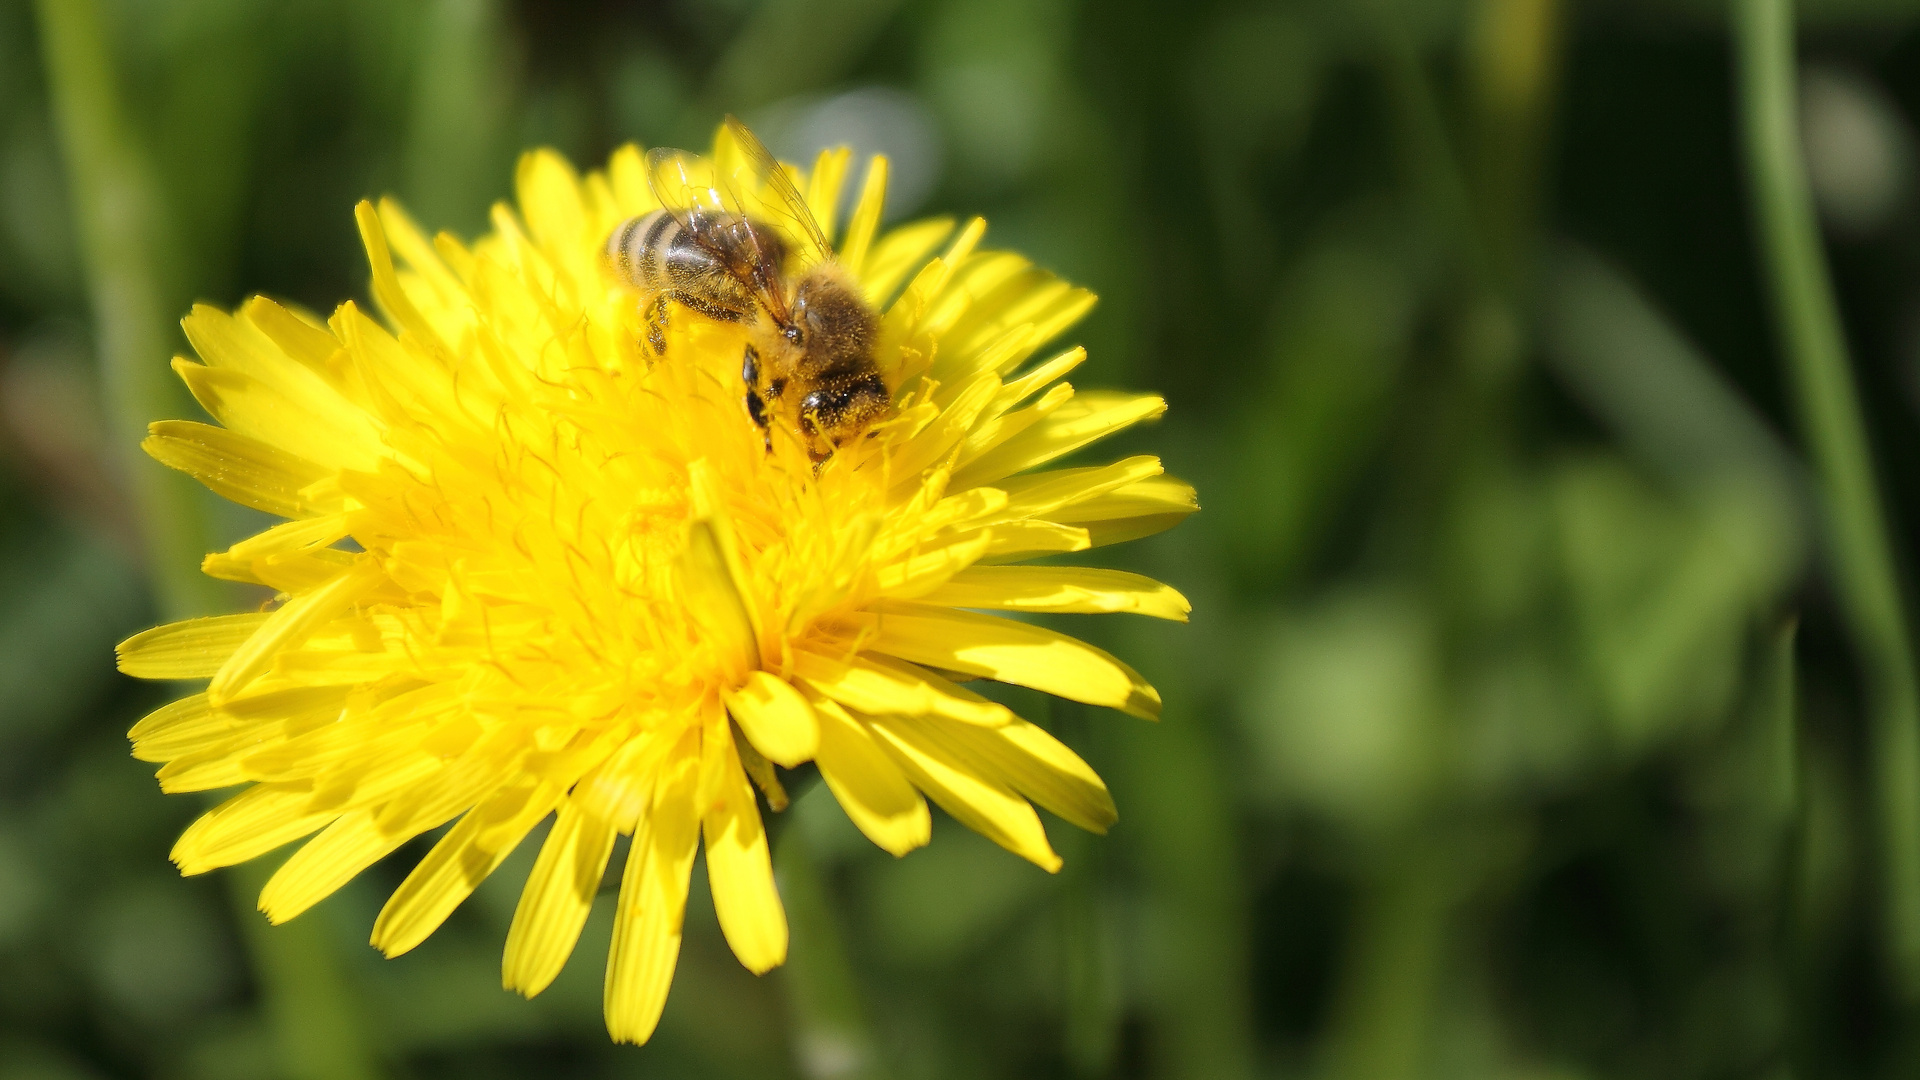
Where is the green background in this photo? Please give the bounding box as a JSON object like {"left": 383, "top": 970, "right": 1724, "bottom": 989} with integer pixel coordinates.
{"left": 4, "top": 0, "right": 1920, "bottom": 1077}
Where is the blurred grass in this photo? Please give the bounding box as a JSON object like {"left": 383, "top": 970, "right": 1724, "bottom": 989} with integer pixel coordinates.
{"left": 1736, "top": 0, "right": 1920, "bottom": 1005}
{"left": 33, "top": 2, "right": 385, "bottom": 1079}
{"left": 4, "top": 0, "right": 1920, "bottom": 1078}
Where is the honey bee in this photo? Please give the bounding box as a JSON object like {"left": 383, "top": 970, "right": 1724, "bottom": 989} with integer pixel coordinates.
{"left": 606, "top": 117, "right": 888, "bottom": 459}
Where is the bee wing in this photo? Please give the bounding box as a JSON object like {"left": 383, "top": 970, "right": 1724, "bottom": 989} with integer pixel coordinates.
{"left": 645, "top": 141, "right": 792, "bottom": 321}
{"left": 644, "top": 143, "right": 731, "bottom": 237}
{"left": 719, "top": 116, "right": 835, "bottom": 265}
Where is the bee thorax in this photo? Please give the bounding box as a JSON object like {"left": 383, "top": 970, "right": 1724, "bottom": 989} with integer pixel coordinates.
{"left": 791, "top": 268, "right": 878, "bottom": 374}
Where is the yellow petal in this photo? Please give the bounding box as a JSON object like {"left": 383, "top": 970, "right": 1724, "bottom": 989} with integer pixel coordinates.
{"left": 156, "top": 739, "right": 259, "bottom": 793}
{"left": 900, "top": 484, "right": 1007, "bottom": 537}
{"left": 343, "top": 722, "right": 499, "bottom": 834}
{"left": 331, "top": 301, "right": 465, "bottom": 430}
{"left": 884, "top": 371, "right": 1004, "bottom": 484}
{"left": 605, "top": 732, "right": 701, "bottom": 1045}
{"left": 951, "top": 392, "right": 1167, "bottom": 489}
{"left": 366, "top": 756, "right": 527, "bottom": 870}
{"left": 992, "top": 347, "right": 1086, "bottom": 413}
{"left": 504, "top": 797, "right": 618, "bottom": 997}
{"left": 129, "top": 694, "right": 234, "bottom": 762}
{"left": 839, "top": 154, "right": 888, "bottom": 274}
{"left": 952, "top": 381, "right": 1074, "bottom": 471}
{"left": 861, "top": 217, "right": 955, "bottom": 306}
{"left": 210, "top": 560, "right": 384, "bottom": 703}
{"left": 572, "top": 738, "right": 668, "bottom": 836}
{"left": 995, "top": 455, "right": 1165, "bottom": 519}
{"left": 241, "top": 295, "right": 342, "bottom": 372}
{"left": 259, "top": 810, "right": 406, "bottom": 924}
{"left": 312, "top": 749, "right": 450, "bottom": 821}
{"left": 606, "top": 145, "right": 650, "bottom": 215}
{"left": 809, "top": 696, "right": 930, "bottom": 856}
{"left": 513, "top": 152, "right": 590, "bottom": 276}
{"left": 679, "top": 463, "right": 761, "bottom": 678}
{"left": 805, "top": 146, "right": 852, "bottom": 242}
{"left": 240, "top": 715, "right": 412, "bottom": 785}
{"left": 371, "top": 780, "right": 559, "bottom": 958}
{"left": 867, "top": 603, "right": 1161, "bottom": 719}
{"left": 178, "top": 303, "right": 385, "bottom": 471}
{"left": 168, "top": 683, "right": 354, "bottom": 774}
{"left": 118, "top": 613, "right": 272, "bottom": 680}
{"left": 204, "top": 547, "right": 358, "bottom": 592}
{"left": 932, "top": 263, "right": 1094, "bottom": 381}
{"left": 724, "top": 672, "right": 819, "bottom": 768}
{"left": 143, "top": 420, "right": 335, "bottom": 518}
{"left": 701, "top": 722, "right": 788, "bottom": 974}
{"left": 794, "top": 650, "right": 1011, "bottom": 726}
{"left": 921, "top": 566, "right": 1190, "bottom": 621}
{"left": 171, "top": 783, "right": 337, "bottom": 875}
{"left": 865, "top": 714, "right": 1061, "bottom": 872}
{"left": 924, "top": 217, "right": 988, "bottom": 297}
{"left": 1050, "top": 475, "right": 1200, "bottom": 547}
{"left": 874, "top": 532, "right": 994, "bottom": 600}
{"left": 219, "top": 514, "right": 351, "bottom": 564}
{"left": 912, "top": 716, "right": 1116, "bottom": 834}
{"left": 973, "top": 520, "right": 1090, "bottom": 560}
{"left": 370, "top": 201, "right": 467, "bottom": 322}
{"left": 921, "top": 252, "right": 1035, "bottom": 342}
{"left": 355, "top": 200, "right": 449, "bottom": 352}
{"left": 950, "top": 280, "right": 1095, "bottom": 377}
{"left": 876, "top": 218, "right": 985, "bottom": 363}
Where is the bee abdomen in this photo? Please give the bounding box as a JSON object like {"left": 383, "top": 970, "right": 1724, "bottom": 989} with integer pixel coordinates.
{"left": 607, "top": 211, "right": 671, "bottom": 289}
{"left": 606, "top": 210, "right": 755, "bottom": 322}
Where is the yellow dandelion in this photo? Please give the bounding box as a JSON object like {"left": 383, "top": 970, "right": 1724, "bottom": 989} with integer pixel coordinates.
{"left": 115, "top": 122, "right": 1196, "bottom": 1043}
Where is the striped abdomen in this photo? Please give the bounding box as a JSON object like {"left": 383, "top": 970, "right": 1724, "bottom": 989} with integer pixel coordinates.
{"left": 605, "top": 210, "right": 781, "bottom": 324}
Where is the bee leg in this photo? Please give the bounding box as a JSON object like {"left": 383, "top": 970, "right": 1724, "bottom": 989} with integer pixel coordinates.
{"left": 645, "top": 296, "right": 669, "bottom": 356}
{"left": 744, "top": 388, "right": 772, "bottom": 454}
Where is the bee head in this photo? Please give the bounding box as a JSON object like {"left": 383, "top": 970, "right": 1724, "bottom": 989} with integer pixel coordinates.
{"left": 791, "top": 269, "right": 876, "bottom": 361}
{"left": 800, "top": 374, "right": 889, "bottom": 445}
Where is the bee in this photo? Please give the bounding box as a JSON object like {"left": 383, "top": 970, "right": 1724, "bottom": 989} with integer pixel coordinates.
{"left": 606, "top": 117, "right": 888, "bottom": 460}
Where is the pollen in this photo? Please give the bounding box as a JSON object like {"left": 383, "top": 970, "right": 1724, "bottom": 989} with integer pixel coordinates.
{"left": 116, "top": 127, "right": 1196, "bottom": 1044}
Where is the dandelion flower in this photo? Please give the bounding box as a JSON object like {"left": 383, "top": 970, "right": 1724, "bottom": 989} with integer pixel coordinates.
{"left": 116, "top": 126, "right": 1195, "bottom": 1043}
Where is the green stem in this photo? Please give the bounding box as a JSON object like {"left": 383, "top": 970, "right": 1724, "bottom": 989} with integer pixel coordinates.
{"left": 1762, "top": 615, "right": 1804, "bottom": 1075}
{"left": 1763, "top": 616, "right": 1802, "bottom": 832}
{"left": 1053, "top": 707, "right": 1120, "bottom": 1077}
{"left": 404, "top": 0, "right": 510, "bottom": 236}
{"left": 1734, "top": 0, "right": 1920, "bottom": 1000}
{"left": 228, "top": 863, "right": 382, "bottom": 1080}
{"left": 35, "top": 0, "right": 216, "bottom": 621}
{"left": 775, "top": 823, "right": 886, "bottom": 1080}
{"left": 1057, "top": 840, "right": 1116, "bottom": 1077}
{"left": 1372, "top": 15, "right": 1490, "bottom": 291}
{"left": 35, "top": 3, "right": 385, "bottom": 1074}
{"left": 1322, "top": 833, "right": 1461, "bottom": 1080}
{"left": 1115, "top": 706, "right": 1257, "bottom": 1080}
{"left": 1468, "top": 0, "right": 1562, "bottom": 289}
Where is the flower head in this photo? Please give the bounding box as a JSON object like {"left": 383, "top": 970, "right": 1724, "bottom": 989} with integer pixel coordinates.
{"left": 117, "top": 126, "right": 1195, "bottom": 1042}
